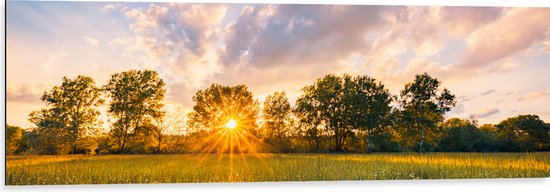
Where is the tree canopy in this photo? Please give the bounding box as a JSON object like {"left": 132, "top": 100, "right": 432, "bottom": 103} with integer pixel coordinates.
{"left": 103, "top": 70, "right": 166, "bottom": 153}
{"left": 496, "top": 114, "right": 550, "bottom": 151}
{"left": 13, "top": 70, "right": 550, "bottom": 155}
{"left": 28, "top": 75, "right": 103, "bottom": 154}
{"left": 294, "top": 74, "right": 393, "bottom": 152}
{"left": 187, "top": 84, "right": 260, "bottom": 153}
{"left": 262, "top": 91, "right": 293, "bottom": 152}
{"left": 397, "top": 72, "right": 456, "bottom": 152}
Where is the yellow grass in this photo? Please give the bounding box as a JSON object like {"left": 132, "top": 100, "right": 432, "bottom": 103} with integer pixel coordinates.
{"left": 6, "top": 153, "right": 550, "bottom": 185}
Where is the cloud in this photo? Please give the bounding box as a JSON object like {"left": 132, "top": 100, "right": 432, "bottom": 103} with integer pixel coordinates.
{"left": 8, "top": 3, "right": 550, "bottom": 128}
{"left": 479, "top": 89, "right": 495, "bottom": 96}
{"left": 64, "top": 5, "right": 550, "bottom": 112}
{"left": 220, "top": 5, "right": 389, "bottom": 69}
{"left": 122, "top": 3, "right": 227, "bottom": 87}
{"left": 460, "top": 8, "right": 550, "bottom": 70}
{"left": 368, "top": 7, "right": 547, "bottom": 85}
{"left": 457, "top": 95, "right": 475, "bottom": 102}
{"left": 212, "top": 6, "right": 550, "bottom": 108}
{"left": 218, "top": 5, "right": 275, "bottom": 65}
{"left": 517, "top": 91, "right": 550, "bottom": 102}
{"left": 362, "top": 6, "right": 503, "bottom": 83}
{"left": 362, "top": 7, "right": 438, "bottom": 82}
{"left": 83, "top": 36, "right": 99, "bottom": 46}
{"left": 124, "top": 3, "right": 227, "bottom": 58}
{"left": 528, "top": 40, "right": 550, "bottom": 57}
{"left": 7, "top": 84, "right": 47, "bottom": 103}
{"left": 439, "top": 7, "right": 504, "bottom": 37}
{"left": 107, "top": 37, "right": 140, "bottom": 58}
{"left": 449, "top": 103, "right": 465, "bottom": 115}
{"left": 398, "top": 7, "right": 443, "bottom": 57}
{"left": 365, "top": 30, "right": 407, "bottom": 80}
{"left": 487, "top": 59, "right": 519, "bottom": 74}
{"left": 102, "top": 3, "right": 125, "bottom": 12}
{"left": 472, "top": 107, "right": 500, "bottom": 118}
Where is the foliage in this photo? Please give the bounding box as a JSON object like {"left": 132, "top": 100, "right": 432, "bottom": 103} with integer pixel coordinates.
{"left": 6, "top": 125, "right": 24, "bottom": 155}
{"left": 295, "top": 74, "right": 393, "bottom": 152}
{"left": 187, "top": 83, "right": 260, "bottom": 153}
{"left": 9, "top": 71, "right": 550, "bottom": 155}
{"left": 15, "top": 127, "right": 67, "bottom": 155}
{"left": 496, "top": 114, "right": 550, "bottom": 152}
{"left": 437, "top": 118, "right": 494, "bottom": 152}
{"left": 397, "top": 73, "right": 456, "bottom": 152}
{"left": 103, "top": 70, "right": 166, "bottom": 153}
{"left": 345, "top": 75, "right": 393, "bottom": 153}
{"left": 262, "top": 92, "right": 293, "bottom": 152}
{"left": 295, "top": 74, "right": 352, "bottom": 152}
{"left": 294, "top": 85, "right": 324, "bottom": 152}
{"left": 27, "top": 75, "right": 103, "bottom": 154}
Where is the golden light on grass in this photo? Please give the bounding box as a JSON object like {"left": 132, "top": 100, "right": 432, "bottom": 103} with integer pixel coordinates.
{"left": 225, "top": 119, "right": 237, "bottom": 129}
{"left": 190, "top": 112, "right": 269, "bottom": 182}
{"left": 7, "top": 153, "right": 550, "bottom": 184}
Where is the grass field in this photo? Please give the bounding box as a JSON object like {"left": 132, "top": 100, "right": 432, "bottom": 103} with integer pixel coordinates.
{"left": 6, "top": 153, "right": 550, "bottom": 185}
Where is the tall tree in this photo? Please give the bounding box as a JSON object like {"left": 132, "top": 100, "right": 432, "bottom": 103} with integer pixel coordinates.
{"left": 398, "top": 73, "right": 455, "bottom": 152}
{"left": 262, "top": 92, "right": 293, "bottom": 152}
{"left": 294, "top": 85, "right": 324, "bottom": 152}
{"left": 315, "top": 75, "right": 351, "bottom": 152}
{"left": 347, "top": 75, "right": 392, "bottom": 153}
{"left": 296, "top": 74, "right": 363, "bottom": 152}
{"left": 187, "top": 84, "right": 260, "bottom": 153}
{"left": 28, "top": 75, "right": 103, "bottom": 154}
{"left": 315, "top": 75, "right": 348, "bottom": 151}
{"left": 103, "top": 70, "right": 165, "bottom": 153}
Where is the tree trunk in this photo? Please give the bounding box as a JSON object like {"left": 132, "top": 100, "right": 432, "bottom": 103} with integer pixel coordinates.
{"left": 366, "top": 128, "right": 371, "bottom": 154}
{"left": 315, "top": 135, "right": 320, "bottom": 152}
{"left": 157, "top": 132, "right": 162, "bottom": 153}
{"left": 120, "top": 123, "right": 129, "bottom": 152}
{"left": 419, "top": 117, "right": 425, "bottom": 153}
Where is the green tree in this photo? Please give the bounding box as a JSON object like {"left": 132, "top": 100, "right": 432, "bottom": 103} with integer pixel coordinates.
{"left": 398, "top": 73, "right": 455, "bottom": 152}
{"left": 262, "top": 92, "right": 293, "bottom": 152}
{"left": 296, "top": 74, "right": 391, "bottom": 152}
{"left": 437, "top": 118, "right": 482, "bottom": 152}
{"left": 476, "top": 124, "right": 498, "bottom": 152}
{"left": 496, "top": 114, "right": 550, "bottom": 152}
{"left": 103, "top": 70, "right": 166, "bottom": 153}
{"left": 294, "top": 85, "right": 324, "bottom": 152}
{"left": 28, "top": 75, "right": 103, "bottom": 154}
{"left": 17, "top": 123, "right": 66, "bottom": 155}
{"left": 187, "top": 84, "right": 260, "bottom": 153}
{"left": 295, "top": 75, "right": 351, "bottom": 152}
{"left": 6, "top": 125, "right": 24, "bottom": 155}
{"left": 346, "top": 75, "right": 392, "bottom": 153}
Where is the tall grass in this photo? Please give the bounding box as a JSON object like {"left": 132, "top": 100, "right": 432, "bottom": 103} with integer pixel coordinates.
{"left": 6, "top": 153, "right": 550, "bottom": 185}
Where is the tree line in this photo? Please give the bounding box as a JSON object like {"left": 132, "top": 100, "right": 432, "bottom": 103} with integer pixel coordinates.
{"left": 6, "top": 70, "right": 550, "bottom": 155}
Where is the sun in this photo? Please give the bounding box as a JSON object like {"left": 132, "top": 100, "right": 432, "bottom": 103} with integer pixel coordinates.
{"left": 225, "top": 119, "right": 237, "bottom": 129}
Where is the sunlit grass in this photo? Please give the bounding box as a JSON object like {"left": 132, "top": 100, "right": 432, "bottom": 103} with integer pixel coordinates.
{"left": 6, "top": 153, "right": 550, "bottom": 185}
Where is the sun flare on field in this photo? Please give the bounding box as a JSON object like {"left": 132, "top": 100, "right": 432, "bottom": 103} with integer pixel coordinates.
{"left": 225, "top": 119, "right": 237, "bottom": 129}
{"left": 194, "top": 112, "right": 265, "bottom": 182}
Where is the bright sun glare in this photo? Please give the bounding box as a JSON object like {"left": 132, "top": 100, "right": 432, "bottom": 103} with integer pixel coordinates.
{"left": 225, "top": 119, "right": 237, "bottom": 129}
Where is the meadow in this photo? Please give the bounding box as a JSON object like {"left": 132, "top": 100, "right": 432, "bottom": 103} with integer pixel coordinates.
{"left": 6, "top": 153, "right": 550, "bottom": 185}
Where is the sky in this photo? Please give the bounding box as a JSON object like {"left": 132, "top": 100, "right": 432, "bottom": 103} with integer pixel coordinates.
{"left": 6, "top": 1, "right": 550, "bottom": 129}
